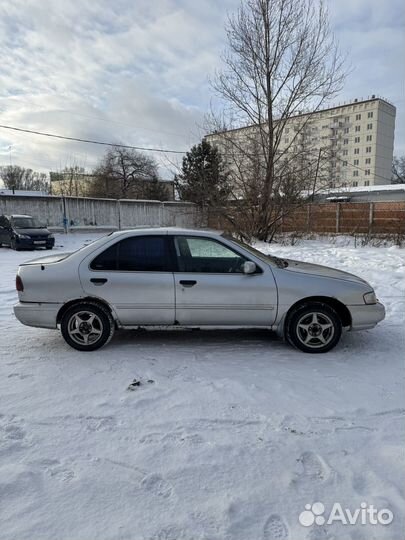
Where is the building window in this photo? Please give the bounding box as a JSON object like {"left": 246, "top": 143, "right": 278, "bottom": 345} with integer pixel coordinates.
{"left": 355, "top": 136, "right": 360, "bottom": 143}
{"left": 367, "top": 123, "right": 373, "bottom": 130}
{"left": 366, "top": 146, "right": 372, "bottom": 153}
{"left": 354, "top": 159, "right": 359, "bottom": 165}
{"left": 365, "top": 169, "right": 371, "bottom": 176}
{"left": 364, "top": 180, "right": 370, "bottom": 186}
{"left": 352, "top": 181, "right": 358, "bottom": 187}
{"left": 353, "top": 170, "right": 359, "bottom": 177}
{"left": 284, "top": 138, "right": 289, "bottom": 143}
{"left": 343, "top": 161, "right": 348, "bottom": 166}
{"left": 344, "top": 128, "right": 349, "bottom": 134}
{"left": 366, "top": 135, "right": 372, "bottom": 141}
{"left": 343, "top": 139, "right": 348, "bottom": 145}
{"left": 343, "top": 149, "right": 348, "bottom": 156}
{"left": 345, "top": 116, "right": 350, "bottom": 123}
{"left": 365, "top": 158, "right": 371, "bottom": 164}
{"left": 356, "top": 114, "right": 361, "bottom": 120}
{"left": 368, "top": 112, "right": 373, "bottom": 118}
{"left": 285, "top": 128, "right": 289, "bottom": 134}
{"left": 355, "top": 125, "right": 361, "bottom": 132}
{"left": 354, "top": 148, "right": 360, "bottom": 155}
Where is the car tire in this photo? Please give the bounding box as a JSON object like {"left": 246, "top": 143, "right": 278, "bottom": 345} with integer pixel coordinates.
{"left": 11, "top": 238, "right": 21, "bottom": 251}
{"left": 286, "top": 302, "right": 342, "bottom": 353}
{"left": 61, "top": 302, "right": 115, "bottom": 351}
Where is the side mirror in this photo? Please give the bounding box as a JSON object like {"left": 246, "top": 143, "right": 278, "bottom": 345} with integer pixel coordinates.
{"left": 242, "top": 261, "right": 257, "bottom": 274}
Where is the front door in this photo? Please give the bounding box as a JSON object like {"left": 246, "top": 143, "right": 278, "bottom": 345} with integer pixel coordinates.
{"left": 172, "top": 235, "right": 277, "bottom": 326}
{"left": 79, "top": 235, "right": 175, "bottom": 325}
{"left": 0, "top": 216, "right": 11, "bottom": 245}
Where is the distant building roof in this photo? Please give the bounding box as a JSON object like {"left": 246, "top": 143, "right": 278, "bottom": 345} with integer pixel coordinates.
{"left": 0, "top": 189, "right": 49, "bottom": 197}
{"left": 318, "top": 184, "right": 405, "bottom": 196}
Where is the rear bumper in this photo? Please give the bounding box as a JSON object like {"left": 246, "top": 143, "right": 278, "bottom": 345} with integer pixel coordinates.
{"left": 348, "top": 302, "right": 385, "bottom": 331}
{"left": 14, "top": 302, "right": 61, "bottom": 329}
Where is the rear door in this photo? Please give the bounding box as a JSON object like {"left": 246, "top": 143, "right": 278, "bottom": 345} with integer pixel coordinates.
{"left": 79, "top": 234, "right": 175, "bottom": 325}
{"left": 172, "top": 235, "right": 277, "bottom": 326}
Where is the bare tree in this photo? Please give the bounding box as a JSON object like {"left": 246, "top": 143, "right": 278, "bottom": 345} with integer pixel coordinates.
{"left": 392, "top": 156, "right": 405, "bottom": 184}
{"left": 0, "top": 166, "right": 49, "bottom": 193}
{"left": 208, "top": 0, "right": 347, "bottom": 241}
{"left": 49, "top": 166, "right": 90, "bottom": 197}
{"left": 89, "top": 147, "right": 159, "bottom": 199}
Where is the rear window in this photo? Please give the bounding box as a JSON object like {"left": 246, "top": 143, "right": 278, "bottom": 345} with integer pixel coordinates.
{"left": 90, "top": 236, "right": 169, "bottom": 272}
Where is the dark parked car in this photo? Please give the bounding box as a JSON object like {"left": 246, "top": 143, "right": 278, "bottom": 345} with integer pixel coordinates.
{"left": 0, "top": 214, "right": 55, "bottom": 251}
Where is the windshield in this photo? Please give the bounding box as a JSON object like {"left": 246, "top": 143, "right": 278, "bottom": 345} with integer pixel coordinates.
{"left": 224, "top": 235, "right": 288, "bottom": 268}
{"left": 12, "top": 217, "right": 44, "bottom": 229}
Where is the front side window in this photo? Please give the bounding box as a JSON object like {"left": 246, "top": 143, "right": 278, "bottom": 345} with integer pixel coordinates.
{"left": 174, "top": 236, "right": 248, "bottom": 273}
{"left": 90, "top": 236, "right": 169, "bottom": 272}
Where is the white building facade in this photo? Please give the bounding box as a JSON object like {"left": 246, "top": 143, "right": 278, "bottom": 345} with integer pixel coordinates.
{"left": 207, "top": 97, "right": 396, "bottom": 189}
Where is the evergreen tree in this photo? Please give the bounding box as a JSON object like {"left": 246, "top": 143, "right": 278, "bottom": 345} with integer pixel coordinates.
{"left": 175, "top": 140, "right": 230, "bottom": 207}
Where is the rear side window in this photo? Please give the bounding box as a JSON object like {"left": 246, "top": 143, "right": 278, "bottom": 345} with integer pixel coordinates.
{"left": 90, "top": 236, "right": 169, "bottom": 272}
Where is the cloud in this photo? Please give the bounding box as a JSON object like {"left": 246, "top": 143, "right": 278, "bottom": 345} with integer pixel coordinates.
{"left": 0, "top": 0, "right": 403, "bottom": 182}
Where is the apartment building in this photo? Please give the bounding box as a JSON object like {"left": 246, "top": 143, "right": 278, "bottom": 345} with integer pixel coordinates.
{"left": 206, "top": 97, "right": 396, "bottom": 188}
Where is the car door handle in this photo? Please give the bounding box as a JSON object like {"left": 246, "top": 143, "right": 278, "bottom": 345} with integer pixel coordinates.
{"left": 179, "top": 280, "right": 197, "bottom": 287}
{"left": 90, "top": 278, "right": 108, "bottom": 285}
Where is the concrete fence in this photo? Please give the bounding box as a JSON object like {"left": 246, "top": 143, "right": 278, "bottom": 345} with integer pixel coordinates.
{"left": 0, "top": 195, "right": 202, "bottom": 231}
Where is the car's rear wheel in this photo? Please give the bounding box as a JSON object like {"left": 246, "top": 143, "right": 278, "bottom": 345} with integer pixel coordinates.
{"left": 286, "top": 302, "right": 342, "bottom": 353}
{"left": 61, "top": 302, "right": 115, "bottom": 351}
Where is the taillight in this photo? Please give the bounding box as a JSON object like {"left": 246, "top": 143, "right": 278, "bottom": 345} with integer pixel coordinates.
{"left": 16, "top": 275, "right": 24, "bottom": 292}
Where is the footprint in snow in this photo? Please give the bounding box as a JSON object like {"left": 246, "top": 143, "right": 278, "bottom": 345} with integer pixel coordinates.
{"left": 296, "top": 451, "right": 331, "bottom": 483}
{"left": 263, "top": 514, "right": 289, "bottom": 540}
{"left": 141, "top": 473, "right": 173, "bottom": 499}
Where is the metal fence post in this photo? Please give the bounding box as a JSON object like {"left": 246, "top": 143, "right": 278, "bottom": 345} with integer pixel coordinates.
{"left": 368, "top": 202, "right": 374, "bottom": 235}
{"left": 336, "top": 203, "right": 341, "bottom": 234}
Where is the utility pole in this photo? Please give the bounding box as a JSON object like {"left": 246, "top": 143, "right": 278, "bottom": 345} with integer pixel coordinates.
{"left": 311, "top": 148, "right": 323, "bottom": 202}
{"left": 8, "top": 145, "right": 15, "bottom": 194}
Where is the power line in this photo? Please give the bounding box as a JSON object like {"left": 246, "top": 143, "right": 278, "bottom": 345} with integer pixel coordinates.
{"left": 0, "top": 124, "right": 187, "bottom": 154}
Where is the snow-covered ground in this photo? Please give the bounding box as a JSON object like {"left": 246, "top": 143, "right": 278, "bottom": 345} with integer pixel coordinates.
{"left": 0, "top": 233, "right": 404, "bottom": 540}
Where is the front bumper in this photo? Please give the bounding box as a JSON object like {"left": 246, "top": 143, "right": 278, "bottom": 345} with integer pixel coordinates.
{"left": 15, "top": 237, "right": 55, "bottom": 249}
{"left": 348, "top": 302, "right": 385, "bottom": 331}
{"left": 14, "top": 302, "right": 62, "bottom": 329}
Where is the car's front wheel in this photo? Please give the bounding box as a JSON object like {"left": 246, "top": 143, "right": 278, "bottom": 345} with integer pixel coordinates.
{"left": 286, "top": 302, "right": 342, "bottom": 353}
{"left": 61, "top": 302, "right": 115, "bottom": 351}
{"left": 11, "top": 238, "right": 21, "bottom": 251}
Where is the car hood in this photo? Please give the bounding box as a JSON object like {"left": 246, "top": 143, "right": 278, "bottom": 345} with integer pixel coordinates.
{"left": 15, "top": 227, "right": 51, "bottom": 236}
{"left": 20, "top": 252, "right": 73, "bottom": 265}
{"left": 283, "top": 259, "right": 368, "bottom": 285}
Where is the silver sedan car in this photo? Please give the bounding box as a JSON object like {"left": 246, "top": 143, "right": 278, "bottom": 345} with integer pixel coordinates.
{"left": 14, "top": 228, "right": 385, "bottom": 353}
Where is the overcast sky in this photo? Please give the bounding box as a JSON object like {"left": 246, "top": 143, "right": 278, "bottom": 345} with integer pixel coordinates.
{"left": 0, "top": 0, "right": 404, "bottom": 179}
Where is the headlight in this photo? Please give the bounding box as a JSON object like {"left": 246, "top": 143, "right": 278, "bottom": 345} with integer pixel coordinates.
{"left": 363, "top": 291, "right": 377, "bottom": 305}
{"left": 17, "top": 234, "right": 31, "bottom": 240}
